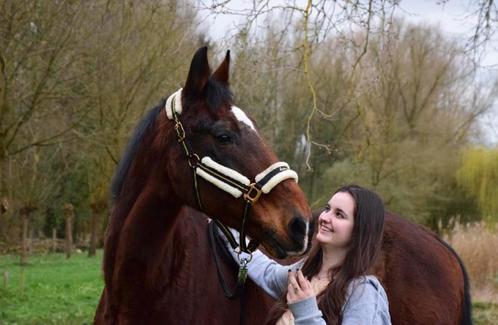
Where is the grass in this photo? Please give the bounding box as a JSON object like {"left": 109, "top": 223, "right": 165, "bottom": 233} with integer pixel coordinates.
{"left": 0, "top": 251, "right": 103, "bottom": 325}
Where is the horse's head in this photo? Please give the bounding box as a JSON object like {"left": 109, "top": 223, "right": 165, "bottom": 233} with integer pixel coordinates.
{"left": 162, "top": 47, "right": 312, "bottom": 258}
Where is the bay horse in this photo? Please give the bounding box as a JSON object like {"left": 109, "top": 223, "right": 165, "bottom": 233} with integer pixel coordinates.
{"left": 374, "top": 212, "right": 472, "bottom": 324}
{"left": 94, "top": 47, "right": 313, "bottom": 324}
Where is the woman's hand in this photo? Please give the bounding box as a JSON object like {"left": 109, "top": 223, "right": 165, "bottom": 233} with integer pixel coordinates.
{"left": 287, "top": 270, "right": 315, "bottom": 303}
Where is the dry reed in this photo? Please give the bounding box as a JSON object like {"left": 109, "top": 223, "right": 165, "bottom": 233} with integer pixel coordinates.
{"left": 445, "top": 221, "right": 498, "bottom": 302}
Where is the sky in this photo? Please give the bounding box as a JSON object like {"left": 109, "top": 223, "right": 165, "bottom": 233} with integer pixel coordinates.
{"left": 198, "top": 0, "right": 497, "bottom": 145}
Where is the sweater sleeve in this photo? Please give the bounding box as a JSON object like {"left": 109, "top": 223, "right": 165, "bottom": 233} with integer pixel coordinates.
{"left": 341, "top": 276, "right": 392, "bottom": 325}
{"left": 288, "top": 297, "right": 327, "bottom": 325}
{"left": 218, "top": 225, "right": 303, "bottom": 299}
{"left": 243, "top": 249, "right": 304, "bottom": 299}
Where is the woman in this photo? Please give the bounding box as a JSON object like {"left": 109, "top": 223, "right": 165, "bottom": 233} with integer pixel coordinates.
{"left": 223, "top": 184, "right": 390, "bottom": 324}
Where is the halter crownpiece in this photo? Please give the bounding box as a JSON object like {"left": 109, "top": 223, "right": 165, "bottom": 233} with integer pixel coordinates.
{"left": 164, "top": 88, "right": 299, "bottom": 254}
{"left": 165, "top": 88, "right": 183, "bottom": 119}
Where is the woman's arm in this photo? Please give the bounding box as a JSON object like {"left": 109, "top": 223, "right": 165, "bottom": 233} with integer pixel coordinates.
{"left": 243, "top": 249, "right": 303, "bottom": 299}
{"left": 219, "top": 226, "right": 303, "bottom": 299}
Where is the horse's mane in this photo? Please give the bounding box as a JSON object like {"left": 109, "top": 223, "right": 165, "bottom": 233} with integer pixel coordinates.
{"left": 110, "top": 102, "right": 164, "bottom": 201}
{"left": 110, "top": 79, "right": 232, "bottom": 201}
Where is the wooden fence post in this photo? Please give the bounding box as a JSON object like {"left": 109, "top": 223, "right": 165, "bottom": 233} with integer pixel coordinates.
{"left": 19, "top": 268, "right": 25, "bottom": 294}
{"left": 89, "top": 200, "right": 105, "bottom": 257}
{"left": 3, "top": 271, "right": 8, "bottom": 289}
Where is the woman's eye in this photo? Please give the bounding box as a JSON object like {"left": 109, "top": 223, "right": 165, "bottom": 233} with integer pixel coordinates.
{"left": 216, "top": 133, "right": 231, "bottom": 143}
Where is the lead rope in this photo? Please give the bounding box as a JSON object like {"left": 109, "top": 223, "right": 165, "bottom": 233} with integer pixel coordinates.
{"left": 208, "top": 222, "right": 249, "bottom": 325}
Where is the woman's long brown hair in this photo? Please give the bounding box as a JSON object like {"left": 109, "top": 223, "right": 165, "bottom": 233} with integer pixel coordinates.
{"left": 266, "top": 185, "right": 385, "bottom": 324}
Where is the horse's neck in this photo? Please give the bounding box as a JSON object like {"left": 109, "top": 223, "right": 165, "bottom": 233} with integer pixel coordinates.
{"left": 99, "top": 206, "right": 258, "bottom": 323}
{"left": 116, "top": 186, "right": 182, "bottom": 275}
{"left": 101, "top": 186, "right": 186, "bottom": 319}
{"left": 104, "top": 167, "right": 182, "bottom": 293}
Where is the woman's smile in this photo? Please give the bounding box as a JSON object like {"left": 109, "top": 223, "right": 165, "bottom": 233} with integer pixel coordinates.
{"left": 319, "top": 221, "right": 334, "bottom": 233}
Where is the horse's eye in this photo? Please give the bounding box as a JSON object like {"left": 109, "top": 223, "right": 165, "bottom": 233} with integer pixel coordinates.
{"left": 216, "top": 133, "right": 231, "bottom": 143}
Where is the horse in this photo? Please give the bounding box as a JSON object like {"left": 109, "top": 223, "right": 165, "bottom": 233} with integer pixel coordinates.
{"left": 373, "top": 212, "right": 472, "bottom": 325}
{"left": 94, "top": 47, "right": 314, "bottom": 324}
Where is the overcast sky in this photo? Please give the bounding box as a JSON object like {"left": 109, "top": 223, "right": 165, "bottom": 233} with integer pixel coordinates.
{"left": 199, "top": 0, "right": 497, "bottom": 145}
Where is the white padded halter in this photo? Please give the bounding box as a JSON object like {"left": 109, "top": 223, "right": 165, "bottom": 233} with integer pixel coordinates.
{"left": 196, "top": 157, "right": 251, "bottom": 198}
{"left": 255, "top": 162, "right": 299, "bottom": 194}
{"left": 164, "top": 88, "right": 298, "bottom": 199}
{"left": 165, "top": 88, "right": 183, "bottom": 119}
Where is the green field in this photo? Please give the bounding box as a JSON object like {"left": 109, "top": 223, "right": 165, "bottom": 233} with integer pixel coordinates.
{"left": 0, "top": 252, "right": 497, "bottom": 324}
{"left": 0, "top": 252, "right": 104, "bottom": 324}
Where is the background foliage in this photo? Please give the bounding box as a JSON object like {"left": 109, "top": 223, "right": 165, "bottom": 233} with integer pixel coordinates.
{"left": 0, "top": 0, "right": 496, "bottom": 245}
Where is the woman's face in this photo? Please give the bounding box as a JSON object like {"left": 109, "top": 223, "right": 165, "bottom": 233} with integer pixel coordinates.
{"left": 316, "top": 191, "right": 355, "bottom": 249}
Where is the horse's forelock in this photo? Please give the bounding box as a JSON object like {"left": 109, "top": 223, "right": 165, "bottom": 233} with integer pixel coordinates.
{"left": 205, "top": 78, "right": 232, "bottom": 112}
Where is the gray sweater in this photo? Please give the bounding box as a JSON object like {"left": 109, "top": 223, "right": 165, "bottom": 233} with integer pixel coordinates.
{"left": 227, "top": 244, "right": 391, "bottom": 324}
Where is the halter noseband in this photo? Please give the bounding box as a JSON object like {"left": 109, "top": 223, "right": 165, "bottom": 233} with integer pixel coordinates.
{"left": 165, "top": 88, "right": 299, "bottom": 254}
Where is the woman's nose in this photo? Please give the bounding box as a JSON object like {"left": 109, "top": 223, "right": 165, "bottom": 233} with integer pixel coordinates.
{"left": 319, "top": 211, "right": 332, "bottom": 223}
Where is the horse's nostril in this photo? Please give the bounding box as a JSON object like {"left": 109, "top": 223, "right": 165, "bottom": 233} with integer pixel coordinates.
{"left": 288, "top": 215, "right": 307, "bottom": 243}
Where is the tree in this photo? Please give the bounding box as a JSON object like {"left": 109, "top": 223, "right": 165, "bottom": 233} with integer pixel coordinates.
{"left": 0, "top": 0, "right": 205, "bottom": 245}
{"left": 321, "top": 22, "right": 497, "bottom": 223}
{"left": 0, "top": 0, "right": 87, "bottom": 194}
{"left": 457, "top": 147, "right": 498, "bottom": 222}
{"left": 229, "top": 18, "right": 497, "bottom": 225}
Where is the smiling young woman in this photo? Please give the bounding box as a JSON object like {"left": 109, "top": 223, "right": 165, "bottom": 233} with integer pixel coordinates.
{"left": 222, "top": 184, "right": 390, "bottom": 325}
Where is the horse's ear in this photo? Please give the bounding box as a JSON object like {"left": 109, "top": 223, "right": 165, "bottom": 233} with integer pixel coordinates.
{"left": 184, "top": 47, "right": 211, "bottom": 99}
{"left": 212, "top": 50, "right": 230, "bottom": 86}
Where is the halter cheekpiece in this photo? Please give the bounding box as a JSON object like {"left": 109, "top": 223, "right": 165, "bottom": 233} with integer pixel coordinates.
{"left": 165, "top": 88, "right": 299, "bottom": 255}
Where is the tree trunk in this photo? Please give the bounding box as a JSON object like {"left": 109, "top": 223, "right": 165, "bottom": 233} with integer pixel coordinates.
{"left": 88, "top": 213, "right": 97, "bottom": 257}
{"left": 0, "top": 154, "right": 11, "bottom": 242}
{"left": 19, "top": 205, "right": 36, "bottom": 265}
{"left": 20, "top": 213, "right": 28, "bottom": 265}
{"left": 27, "top": 226, "right": 33, "bottom": 255}
{"left": 63, "top": 203, "right": 74, "bottom": 259}
{"left": 52, "top": 228, "right": 57, "bottom": 253}
{"left": 89, "top": 199, "right": 106, "bottom": 257}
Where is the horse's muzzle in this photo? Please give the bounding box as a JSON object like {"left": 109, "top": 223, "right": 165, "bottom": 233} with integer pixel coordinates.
{"left": 286, "top": 213, "right": 312, "bottom": 256}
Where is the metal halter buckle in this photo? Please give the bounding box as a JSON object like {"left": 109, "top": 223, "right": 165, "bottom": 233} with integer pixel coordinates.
{"left": 235, "top": 250, "right": 253, "bottom": 264}
{"left": 243, "top": 183, "right": 262, "bottom": 204}
{"left": 174, "top": 121, "right": 186, "bottom": 142}
{"left": 187, "top": 153, "right": 200, "bottom": 168}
